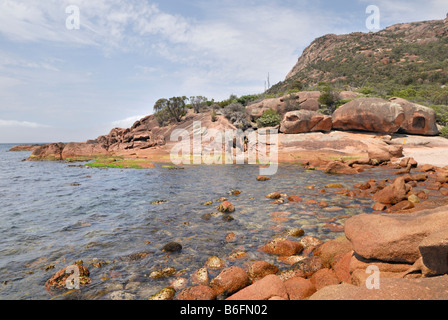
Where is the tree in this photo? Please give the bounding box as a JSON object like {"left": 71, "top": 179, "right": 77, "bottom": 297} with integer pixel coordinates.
{"left": 318, "top": 85, "right": 340, "bottom": 115}
{"left": 190, "top": 96, "right": 208, "bottom": 113}
{"left": 154, "top": 96, "right": 188, "bottom": 123}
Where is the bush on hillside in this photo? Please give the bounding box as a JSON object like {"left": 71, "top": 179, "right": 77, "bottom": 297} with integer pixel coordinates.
{"left": 256, "top": 109, "right": 281, "bottom": 128}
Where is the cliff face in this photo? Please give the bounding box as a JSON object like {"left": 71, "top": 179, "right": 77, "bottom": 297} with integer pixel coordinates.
{"left": 273, "top": 15, "right": 448, "bottom": 92}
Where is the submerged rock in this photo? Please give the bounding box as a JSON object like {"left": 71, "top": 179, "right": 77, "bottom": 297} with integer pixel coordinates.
{"left": 148, "top": 287, "right": 176, "bottom": 300}
{"left": 161, "top": 242, "right": 182, "bottom": 253}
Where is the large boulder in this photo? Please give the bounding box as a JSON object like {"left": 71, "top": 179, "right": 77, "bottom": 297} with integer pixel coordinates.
{"left": 225, "top": 275, "right": 288, "bottom": 300}
{"left": 246, "top": 92, "right": 321, "bottom": 119}
{"left": 61, "top": 142, "right": 110, "bottom": 159}
{"left": 280, "top": 110, "right": 332, "bottom": 134}
{"left": 332, "top": 98, "right": 405, "bottom": 134}
{"left": 389, "top": 97, "right": 439, "bottom": 136}
{"left": 309, "top": 276, "right": 448, "bottom": 300}
{"left": 28, "top": 143, "right": 65, "bottom": 161}
{"left": 371, "top": 176, "right": 409, "bottom": 205}
{"left": 345, "top": 206, "right": 448, "bottom": 263}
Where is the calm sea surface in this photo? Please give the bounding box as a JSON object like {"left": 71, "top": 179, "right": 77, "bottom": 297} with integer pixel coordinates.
{"left": 0, "top": 143, "right": 394, "bottom": 300}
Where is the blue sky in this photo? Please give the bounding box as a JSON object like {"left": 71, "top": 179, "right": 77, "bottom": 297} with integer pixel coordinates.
{"left": 0, "top": 0, "right": 447, "bottom": 143}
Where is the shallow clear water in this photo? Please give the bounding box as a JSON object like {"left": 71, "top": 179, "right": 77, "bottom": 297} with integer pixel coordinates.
{"left": 0, "top": 143, "right": 394, "bottom": 300}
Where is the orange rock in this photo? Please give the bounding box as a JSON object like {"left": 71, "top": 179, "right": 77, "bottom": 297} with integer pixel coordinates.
{"left": 310, "top": 268, "right": 341, "bottom": 291}
{"left": 284, "top": 277, "right": 316, "bottom": 300}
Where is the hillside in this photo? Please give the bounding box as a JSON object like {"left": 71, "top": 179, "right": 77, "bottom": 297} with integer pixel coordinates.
{"left": 268, "top": 14, "right": 448, "bottom": 104}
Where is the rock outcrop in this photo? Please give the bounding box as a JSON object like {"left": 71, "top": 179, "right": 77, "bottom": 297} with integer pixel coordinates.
{"left": 332, "top": 98, "right": 405, "bottom": 134}
{"left": 389, "top": 97, "right": 439, "bottom": 136}
{"left": 344, "top": 206, "right": 448, "bottom": 264}
{"left": 280, "top": 110, "right": 332, "bottom": 134}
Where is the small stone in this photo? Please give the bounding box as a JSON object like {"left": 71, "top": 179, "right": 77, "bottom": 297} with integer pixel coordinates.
{"left": 203, "top": 201, "right": 213, "bottom": 206}
{"left": 325, "top": 183, "right": 344, "bottom": 188}
{"left": 408, "top": 194, "right": 420, "bottom": 204}
{"left": 266, "top": 192, "right": 282, "bottom": 199}
{"left": 287, "top": 195, "right": 303, "bottom": 202}
{"left": 217, "top": 201, "right": 235, "bottom": 213}
{"left": 257, "top": 176, "right": 271, "bottom": 181}
{"left": 148, "top": 287, "right": 176, "bottom": 300}
{"left": 162, "top": 242, "right": 182, "bottom": 253}
{"left": 286, "top": 228, "right": 305, "bottom": 237}
{"left": 205, "top": 256, "right": 225, "bottom": 270}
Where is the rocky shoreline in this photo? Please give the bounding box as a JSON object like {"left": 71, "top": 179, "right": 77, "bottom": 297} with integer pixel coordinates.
{"left": 38, "top": 153, "right": 448, "bottom": 300}
{"left": 11, "top": 93, "right": 448, "bottom": 300}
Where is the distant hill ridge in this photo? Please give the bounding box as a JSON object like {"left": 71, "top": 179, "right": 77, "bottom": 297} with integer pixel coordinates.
{"left": 269, "top": 14, "right": 448, "bottom": 95}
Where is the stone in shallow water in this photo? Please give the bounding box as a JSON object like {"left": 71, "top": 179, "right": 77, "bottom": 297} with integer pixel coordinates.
{"left": 162, "top": 242, "right": 182, "bottom": 253}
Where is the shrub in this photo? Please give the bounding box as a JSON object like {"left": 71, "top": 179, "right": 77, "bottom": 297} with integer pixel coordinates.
{"left": 153, "top": 96, "right": 188, "bottom": 124}
{"left": 223, "top": 103, "right": 251, "bottom": 130}
{"left": 440, "top": 126, "right": 448, "bottom": 139}
{"left": 257, "top": 109, "right": 282, "bottom": 128}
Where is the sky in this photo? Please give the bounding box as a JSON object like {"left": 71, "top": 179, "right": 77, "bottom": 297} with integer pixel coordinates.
{"left": 0, "top": 0, "right": 447, "bottom": 143}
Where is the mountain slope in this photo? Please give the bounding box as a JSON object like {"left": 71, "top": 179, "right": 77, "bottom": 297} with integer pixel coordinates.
{"left": 269, "top": 14, "right": 448, "bottom": 97}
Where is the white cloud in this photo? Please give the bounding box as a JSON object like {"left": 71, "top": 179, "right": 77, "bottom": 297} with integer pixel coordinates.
{"left": 111, "top": 115, "right": 146, "bottom": 128}
{"left": 0, "top": 119, "right": 50, "bottom": 128}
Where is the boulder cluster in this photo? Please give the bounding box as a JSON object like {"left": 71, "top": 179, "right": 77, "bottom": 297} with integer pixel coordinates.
{"left": 278, "top": 97, "right": 439, "bottom": 136}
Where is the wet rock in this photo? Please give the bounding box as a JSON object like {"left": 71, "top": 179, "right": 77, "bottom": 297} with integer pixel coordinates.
{"left": 222, "top": 215, "right": 235, "bottom": 222}
{"left": 420, "top": 164, "right": 436, "bottom": 172}
{"left": 247, "top": 261, "right": 279, "bottom": 283}
{"left": 400, "top": 157, "right": 418, "bottom": 168}
{"left": 287, "top": 195, "right": 303, "bottom": 202}
{"left": 257, "top": 176, "right": 271, "bottom": 181}
{"left": 372, "top": 176, "right": 409, "bottom": 205}
{"left": 45, "top": 265, "right": 91, "bottom": 290}
{"left": 228, "top": 251, "right": 248, "bottom": 261}
{"left": 205, "top": 256, "right": 225, "bottom": 270}
{"left": 109, "top": 291, "right": 136, "bottom": 300}
{"left": 372, "top": 202, "right": 387, "bottom": 211}
{"left": 217, "top": 201, "right": 235, "bottom": 213}
{"left": 226, "top": 275, "right": 288, "bottom": 300}
{"left": 191, "top": 268, "right": 209, "bottom": 286}
{"left": 410, "top": 173, "right": 428, "bottom": 182}
{"left": 285, "top": 228, "right": 305, "bottom": 237}
{"left": 203, "top": 201, "right": 213, "bottom": 206}
{"left": 284, "top": 277, "right": 316, "bottom": 300}
{"left": 266, "top": 192, "right": 282, "bottom": 199}
{"left": 259, "top": 238, "right": 304, "bottom": 256}
{"left": 149, "top": 267, "right": 177, "bottom": 279}
{"left": 162, "top": 242, "right": 182, "bottom": 253}
{"left": 408, "top": 194, "right": 420, "bottom": 204}
{"left": 386, "top": 200, "right": 415, "bottom": 213}
{"left": 148, "top": 287, "right": 176, "bottom": 300}
{"left": 169, "top": 278, "right": 188, "bottom": 291}
{"left": 228, "top": 190, "right": 241, "bottom": 195}
{"left": 177, "top": 285, "right": 217, "bottom": 301}
{"left": 299, "top": 236, "right": 323, "bottom": 249}
{"left": 324, "top": 161, "right": 359, "bottom": 175}
{"left": 325, "top": 183, "right": 344, "bottom": 188}
{"left": 210, "top": 266, "right": 250, "bottom": 297}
